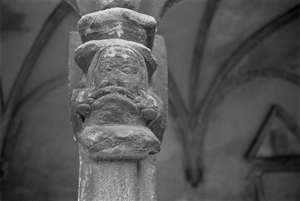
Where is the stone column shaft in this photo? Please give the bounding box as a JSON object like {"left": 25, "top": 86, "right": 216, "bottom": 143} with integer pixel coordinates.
{"left": 78, "top": 151, "right": 137, "bottom": 200}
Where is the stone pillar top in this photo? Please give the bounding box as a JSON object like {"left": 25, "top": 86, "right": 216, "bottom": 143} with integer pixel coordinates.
{"left": 78, "top": 7, "right": 156, "bottom": 49}
{"left": 94, "top": 0, "right": 142, "bottom": 11}
{"left": 74, "top": 39, "right": 157, "bottom": 78}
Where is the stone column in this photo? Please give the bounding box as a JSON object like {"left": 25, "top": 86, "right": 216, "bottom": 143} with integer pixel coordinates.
{"left": 68, "top": 1, "right": 167, "bottom": 200}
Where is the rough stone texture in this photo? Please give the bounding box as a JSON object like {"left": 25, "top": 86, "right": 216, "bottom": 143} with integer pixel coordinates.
{"left": 69, "top": 2, "right": 167, "bottom": 200}
{"left": 71, "top": 6, "right": 166, "bottom": 159}
{"left": 69, "top": 31, "right": 168, "bottom": 201}
{"left": 74, "top": 39, "right": 157, "bottom": 78}
{"left": 94, "top": 0, "right": 142, "bottom": 12}
{"left": 78, "top": 149, "right": 138, "bottom": 201}
{"left": 138, "top": 155, "right": 157, "bottom": 201}
{"left": 71, "top": 39, "right": 163, "bottom": 159}
{"left": 69, "top": 33, "right": 168, "bottom": 143}
{"left": 78, "top": 125, "right": 160, "bottom": 160}
{"left": 78, "top": 8, "right": 156, "bottom": 49}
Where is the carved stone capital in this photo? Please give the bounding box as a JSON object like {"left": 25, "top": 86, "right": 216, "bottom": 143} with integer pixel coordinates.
{"left": 78, "top": 8, "right": 156, "bottom": 49}
{"left": 74, "top": 39, "right": 157, "bottom": 77}
{"left": 69, "top": 1, "right": 167, "bottom": 200}
{"left": 78, "top": 125, "right": 160, "bottom": 160}
{"left": 70, "top": 1, "right": 166, "bottom": 162}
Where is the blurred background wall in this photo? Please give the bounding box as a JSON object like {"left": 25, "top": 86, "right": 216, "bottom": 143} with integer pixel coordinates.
{"left": 1, "top": 0, "right": 299, "bottom": 200}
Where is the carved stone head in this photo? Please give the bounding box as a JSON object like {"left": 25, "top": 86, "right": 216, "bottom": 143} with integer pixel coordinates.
{"left": 72, "top": 39, "right": 161, "bottom": 159}
{"left": 88, "top": 45, "right": 148, "bottom": 97}
{"left": 74, "top": 39, "right": 157, "bottom": 125}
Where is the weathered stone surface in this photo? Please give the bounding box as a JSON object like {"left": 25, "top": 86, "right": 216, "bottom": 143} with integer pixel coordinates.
{"left": 78, "top": 154, "right": 138, "bottom": 201}
{"left": 78, "top": 125, "right": 160, "bottom": 160}
{"left": 74, "top": 39, "right": 157, "bottom": 78}
{"left": 138, "top": 155, "right": 157, "bottom": 201}
{"left": 69, "top": 3, "right": 167, "bottom": 199}
{"left": 69, "top": 32, "right": 167, "bottom": 201}
{"left": 94, "top": 0, "right": 142, "bottom": 11}
{"left": 71, "top": 38, "right": 164, "bottom": 160}
{"left": 69, "top": 32, "right": 167, "bottom": 149}
{"left": 78, "top": 8, "right": 156, "bottom": 49}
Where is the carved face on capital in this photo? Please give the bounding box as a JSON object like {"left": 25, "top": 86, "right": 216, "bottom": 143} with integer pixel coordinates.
{"left": 87, "top": 46, "right": 148, "bottom": 97}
